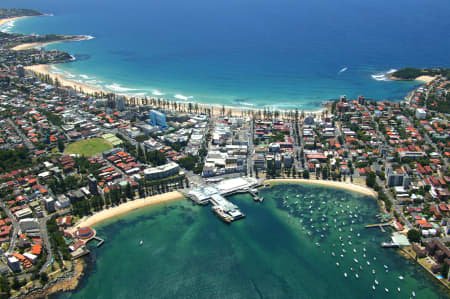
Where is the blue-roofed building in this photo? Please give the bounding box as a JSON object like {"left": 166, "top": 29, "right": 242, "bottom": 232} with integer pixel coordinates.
{"left": 149, "top": 110, "right": 167, "bottom": 129}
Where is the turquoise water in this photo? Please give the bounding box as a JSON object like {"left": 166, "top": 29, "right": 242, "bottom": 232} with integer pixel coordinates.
{"left": 2, "top": 0, "right": 450, "bottom": 110}
{"left": 55, "top": 184, "right": 448, "bottom": 298}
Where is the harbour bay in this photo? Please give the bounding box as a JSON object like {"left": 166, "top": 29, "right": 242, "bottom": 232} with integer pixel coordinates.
{"left": 55, "top": 184, "right": 448, "bottom": 298}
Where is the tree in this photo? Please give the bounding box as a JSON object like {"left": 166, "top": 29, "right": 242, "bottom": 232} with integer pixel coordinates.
{"left": 178, "top": 156, "right": 196, "bottom": 170}
{"left": 303, "top": 170, "right": 309, "bottom": 179}
{"left": 366, "top": 172, "right": 376, "bottom": 188}
{"left": 40, "top": 272, "right": 49, "bottom": 284}
{"left": 407, "top": 229, "right": 421, "bottom": 243}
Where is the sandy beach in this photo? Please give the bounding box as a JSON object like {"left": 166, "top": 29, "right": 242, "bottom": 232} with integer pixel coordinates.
{"left": 26, "top": 64, "right": 327, "bottom": 117}
{"left": 12, "top": 35, "right": 92, "bottom": 51}
{"left": 415, "top": 75, "right": 437, "bottom": 83}
{"left": 264, "top": 178, "right": 377, "bottom": 198}
{"left": 0, "top": 16, "right": 30, "bottom": 27}
{"left": 70, "top": 191, "right": 185, "bottom": 231}
{"left": 26, "top": 64, "right": 105, "bottom": 95}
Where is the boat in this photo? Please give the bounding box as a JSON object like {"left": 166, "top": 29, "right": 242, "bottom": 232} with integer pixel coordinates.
{"left": 315, "top": 242, "right": 320, "bottom": 247}
{"left": 372, "top": 285, "right": 376, "bottom": 290}
{"left": 367, "top": 261, "right": 370, "bottom": 265}
{"left": 383, "top": 264, "right": 388, "bottom": 269}
{"left": 344, "top": 272, "right": 347, "bottom": 278}
{"left": 385, "top": 288, "right": 389, "bottom": 293}
{"left": 355, "top": 273, "right": 359, "bottom": 279}
{"left": 398, "top": 276, "right": 404, "bottom": 280}
{"left": 139, "top": 240, "right": 143, "bottom": 246}
{"left": 412, "top": 291, "right": 416, "bottom": 297}
{"left": 353, "top": 248, "right": 357, "bottom": 253}
{"left": 360, "top": 266, "right": 363, "bottom": 270}
{"left": 332, "top": 252, "right": 335, "bottom": 256}
{"left": 374, "top": 280, "right": 379, "bottom": 285}
{"left": 372, "top": 269, "right": 376, "bottom": 274}
{"left": 353, "top": 258, "right": 358, "bottom": 263}
{"left": 336, "top": 262, "right": 340, "bottom": 267}
{"left": 397, "top": 287, "right": 401, "bottom": 292}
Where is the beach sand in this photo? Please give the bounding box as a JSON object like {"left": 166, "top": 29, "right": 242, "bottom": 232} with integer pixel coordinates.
{"left": 264, "top": 178, "right": 377, "bottom": 198}
{"left": 0, "top": 16, "right": 30, "bottom": 27}
{"left": 415, "top": 75, "right": 437, "bottom": 83}
{"left": 26, "top": 64, "right": 104, "bottom": 95}
{"left": 12, "top": 35, "right": 92, "bottom": 51}
{"left": 70, "top": 191, "right": 185, "bottom": 231}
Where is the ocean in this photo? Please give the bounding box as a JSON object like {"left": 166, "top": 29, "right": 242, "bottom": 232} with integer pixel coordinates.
{"left": 53, "top": 184, "right": 448, "bottom": 298}
{"left": 1, "top": 0, "right": 450, "bottom": 110}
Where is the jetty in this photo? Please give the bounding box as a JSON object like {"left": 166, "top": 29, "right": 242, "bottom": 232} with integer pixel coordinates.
{"left": 186, "top": 177, "right": 259, "bottom": 223}
{"left": 365, "top": 222, "right": 392, "bottom": 232}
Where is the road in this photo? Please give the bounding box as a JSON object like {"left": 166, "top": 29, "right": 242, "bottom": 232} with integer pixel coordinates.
{"left": 0, "top": 201, "right": 19, "bottom": 254}
{"left": 7, "top": 118, "right": 35, "bottom": 150}
{"left": 39, "top": 216, "right": 54, "bottom": 272}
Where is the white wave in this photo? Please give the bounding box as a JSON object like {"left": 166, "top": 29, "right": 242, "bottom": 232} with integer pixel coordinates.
{"left": 85, "top": 35, "right": 95, "bottom": 40}
{"left": 152, "top": 90, "right": 165, "bottom": 96}
{"left": 241, "top": 102, "right": 255, "bottom": 106}
{"left": 338, "top": 67, "right": 348, "bottom": 74}
{"left": 79, "top": 74, "right": 90, "bottom": 79}
{"left": 174, "top": 94, "right": 194, "bottom": 100}
{"left": 0, "top": 20, "right": 16, "bottom": 33}
{"left": 69, "top": 55, "right": 76, "bottom": 61}
{"left": 105, "top": 83, "right": 138, "bottom": 92}
{"left": 371, "top": 69, "right": 397, "bottom": 81}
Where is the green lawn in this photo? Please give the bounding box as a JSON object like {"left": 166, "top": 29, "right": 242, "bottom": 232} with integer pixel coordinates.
{"left": 65, "top": 138, "right": 113, "bottom": 157}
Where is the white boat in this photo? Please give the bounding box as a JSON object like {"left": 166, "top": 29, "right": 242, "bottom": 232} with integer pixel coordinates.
{"left": 412, "top": 291, "right": 416, "bottom": 297}
{"left": 354, "top": 258, "right": 358, "bottom": 263}
{"left": 375, "top": 280, "right": 379, "bottom": 285}
{"left": 344, "top": 272, "right": 347, "bottom": 278}
{"left": 397, "top": 287, "right": 401, "bottom": 292}
{"left": 332, "top": 252, "right": 335, "bottom": 256}
{"left": 372, "top": 269, "right": 376, "bottom": 274}
{"left": 355, "top": 273, "right": 359, "bottom": 279}
{"left": 367, "top": 261, "right": 370, "bottom": 265}
{"left": 398, "top": 276, "right": 404, "bottom": 280}
{"left": 353, "top": 248, "right": 357, "bottom": 253}
{"left": 384, "top": 264, "right": 389, "bottom": 269}
{"left": 385, "top": 288, "right": 389, "bottom": 293}
{"left": 139, "top": 240, "right": 143, "bottom": 246}
{"left": 372, "top": 285, "right": 376, "bottom": 290}
{"left": 336, "top": 262, "right": 340, "bottom": 267}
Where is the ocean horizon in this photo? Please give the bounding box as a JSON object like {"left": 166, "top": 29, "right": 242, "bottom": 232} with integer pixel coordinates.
{"left": 2, "top": 0, "right": 450, "bottom": 110}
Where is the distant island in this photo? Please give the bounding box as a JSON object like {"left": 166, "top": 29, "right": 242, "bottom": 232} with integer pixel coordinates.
{"left": 389, "top": 67, "right": 450, "bottom": 81}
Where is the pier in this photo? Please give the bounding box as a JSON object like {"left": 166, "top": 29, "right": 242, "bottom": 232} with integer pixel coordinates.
{"left": 249, "top": 189, "right": 264, "bottom": 202}
{"left": 365, "top": 222, "right": 392, "bottom": 232}
{"left": 187, "top": 177, "right": 259, "bottom": 223}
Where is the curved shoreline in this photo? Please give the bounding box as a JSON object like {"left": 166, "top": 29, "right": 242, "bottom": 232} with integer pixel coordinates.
{"left": 11, "top": 35, "right": 92, "bottom": 51}
{"left": 264, "top": 178, "right": 377, "bottom": 198}
{"left": 69, "top": 191, "right": 185, "bottom": 232}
